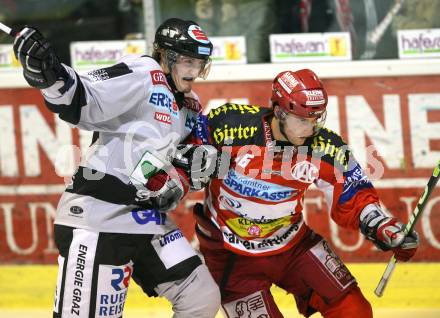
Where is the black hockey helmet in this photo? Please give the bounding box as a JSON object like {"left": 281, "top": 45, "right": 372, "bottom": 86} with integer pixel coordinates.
{"left": 154, "top": 18, "right": 213, "bottom": 60}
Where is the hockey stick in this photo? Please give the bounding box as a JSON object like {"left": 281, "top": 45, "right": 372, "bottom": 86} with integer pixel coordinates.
{"left": 0, "top": 22, "right": 17, "bottom": 36}
{"left": 361, "top": 0, "right": 405, "bottom": 59}
{"left": 374, "top": 160, "right": 440, "bottom": 297}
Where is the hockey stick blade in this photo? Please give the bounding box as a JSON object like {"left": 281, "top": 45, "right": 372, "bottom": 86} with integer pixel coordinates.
{"left": 0, "top": 22, "right": 17, "bottom": 36}
{"left": 374, "top": 160, "right": 440, "bottom": 297}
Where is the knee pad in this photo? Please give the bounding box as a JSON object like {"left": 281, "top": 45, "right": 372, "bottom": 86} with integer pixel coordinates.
{"left": 156, "top": 264, "right": 221, "bottom": 318}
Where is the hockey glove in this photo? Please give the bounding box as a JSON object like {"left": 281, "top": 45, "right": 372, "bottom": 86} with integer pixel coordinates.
{"left": 13, "top": 26, "right": 69, "bottom": 89}
{"left": 360, "top": 203, "right": 419, "bottom": 261}
{"left": 172, "top": 144, "right": 218, "bottom": 190}
{"left": 144, "top": 167, "right": 190, "bottom": 212}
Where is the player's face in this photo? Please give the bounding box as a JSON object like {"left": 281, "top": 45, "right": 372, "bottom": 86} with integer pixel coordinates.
{"left": 281, "top": 113, "right": 320, "bottom": 145}
{"left": 171, "top": 55, "right": 206, "bottom": 93}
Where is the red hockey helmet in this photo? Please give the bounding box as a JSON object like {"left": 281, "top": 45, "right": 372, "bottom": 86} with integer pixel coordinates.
{"left": 271, "top": 69, "right": 328, "bottom": 118}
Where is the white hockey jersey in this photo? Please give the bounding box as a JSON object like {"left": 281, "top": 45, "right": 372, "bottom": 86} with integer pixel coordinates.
{"left": 42, "top": 55, "right": 202, "bottom": 234}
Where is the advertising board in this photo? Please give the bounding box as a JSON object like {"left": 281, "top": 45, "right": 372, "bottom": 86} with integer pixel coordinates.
{"left": 0, "top": 74, "right": 439, "bottom": 263}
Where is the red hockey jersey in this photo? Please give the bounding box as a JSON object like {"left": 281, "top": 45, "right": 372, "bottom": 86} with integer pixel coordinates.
{"left": 201, "top": 103, "right": 379, "bottom": 256}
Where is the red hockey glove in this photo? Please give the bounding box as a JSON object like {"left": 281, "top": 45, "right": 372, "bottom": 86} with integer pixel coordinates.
{"left": 376, "top": 217, "right": 419, "bottom": 261}
{"left": 145, "top": 167, "right": 190, "bottom": 212}
{"left": 360, "top": 204, "right": 419, "bottom": 262}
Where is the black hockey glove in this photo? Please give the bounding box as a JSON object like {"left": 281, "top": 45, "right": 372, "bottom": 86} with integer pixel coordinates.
{"left": 172, "top": 144, "right": 218, "bottom": 190}
{"left": 360, "top": 204, "right": 419, "bottom": 261}
{"left": 13, "top": 26, "right": 69, "bottom": 89}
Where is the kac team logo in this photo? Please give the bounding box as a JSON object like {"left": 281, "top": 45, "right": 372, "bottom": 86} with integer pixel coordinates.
{"left": 291, "top": 161, "right": 319, "bottom": 183}
{"left": 111, "top": 266, "right": 132, "bottom": 291}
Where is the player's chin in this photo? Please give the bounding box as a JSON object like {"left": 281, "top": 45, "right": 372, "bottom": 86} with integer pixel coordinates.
{"left": 290, "top": 137, "right": 307, "bottom": 146}
{"left": 177, "top": 79, "right": 194, "bottom": 93}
